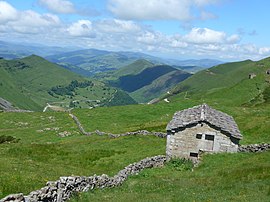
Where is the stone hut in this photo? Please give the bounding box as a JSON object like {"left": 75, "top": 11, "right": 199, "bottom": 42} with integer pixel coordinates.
{"left": 166, "top": 104, "right": 242, "bottom": 161}
{"left": 266, "top": 69, "right": 270, "bottom": 75}
{"left": 248, "top": 73, "right": 256, "bottom": 79}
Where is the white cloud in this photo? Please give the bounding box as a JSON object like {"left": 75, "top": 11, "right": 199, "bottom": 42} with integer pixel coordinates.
{"left": 259, "top": 47, "right": 270, "bottom": 55}
{"left": 38, "top": 0, "right": 76, "bottom": 14}
{"left": 67, "top": 20, "right": 94, "bottom": 37}
{"left": 108, "top": 0, "right": 219, "bottom": 21}
{"left": 0, "top": 1, "right": 60, "bottom": 34}
{"left": 137, "top": 31, "right": 162, "bottom": 45}
{"left": 95, "top": 19, "right": 141, "bottom": 33}
{"left": 183, "top": 28, "right": 240, "bottom": 44}
{"left": 10, "top": 11, "right": 61, "bottom": 34}
{"left": 0, "top": 1, "right": 18, "bottom": 23}
{"left": 183, "top": 28, "right": 225, "bottom": 44}
{"left": 226, "top": 34, "right": 241, "bottom": 44}
{"left": 18, "top": 11, "right": 60, "bottom": 27}
{"left": 170, "top": 35, "right": 188, "bottom": 48}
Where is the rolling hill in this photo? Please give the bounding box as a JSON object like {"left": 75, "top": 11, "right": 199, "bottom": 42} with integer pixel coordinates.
{"left": 0, "top": 55, "right": 136, "bottom": 111}
{"left": 163, "top": 57, "right": 270, "bottom": 107}
{"left": 96, "top": 59, "right": 192, "bottom": 103}
{"left": 46, "top": 49, "right": 154, "bottom": 75}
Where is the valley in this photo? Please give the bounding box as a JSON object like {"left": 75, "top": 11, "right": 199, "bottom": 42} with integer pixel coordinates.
{"left": 0, "top": 45, "right": 269, "bottom": 202}
{"left": 0, "top": 55, "right": 136, "bottom": 111}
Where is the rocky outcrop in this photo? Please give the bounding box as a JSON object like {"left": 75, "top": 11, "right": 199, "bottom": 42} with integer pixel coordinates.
{"left": 0, "top": 97, "right": 14, "bottom": 111}
{"left": 0, "top": 193, "right": 25, "bottom": 202}
{"left": 238, "top": 143, "right": 270, "bottom": 153}
{"left": 1, "top": 155, "right": 166, "bottom": 202}
{"left": 0, "top": 97, "right": 32, "bottom": 112}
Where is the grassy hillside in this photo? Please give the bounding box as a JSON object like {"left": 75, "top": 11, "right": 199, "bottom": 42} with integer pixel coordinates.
{"left": 113, "top": 59, "right": 155, "bottom": 77}
{"left": 94, "top": 59, "right": 155, "bottom": 80}
{"left": 166, "top": 58, "right": 270, "bottom": 107}
{"left": 97, "top": 60, "right": 192, "bottom": 103}
{"left": 115, "top": 65, "right": 179, "bottom": 92}
{"left": 0, "top": 63, "right": 40, "bottom": 110}
{"left": 130, "top": 70, "right": 191, "bottom": 103}
{"left": 0, "top": 56, "right": 136, "bottom": 110}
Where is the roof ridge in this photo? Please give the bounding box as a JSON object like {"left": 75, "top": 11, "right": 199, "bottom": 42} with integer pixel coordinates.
{"left": 200, "top": 104, "right": 205, "bottom": 121}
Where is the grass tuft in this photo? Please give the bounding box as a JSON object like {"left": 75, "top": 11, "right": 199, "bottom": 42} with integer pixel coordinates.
{"left": 166, "top": 158, "right": 194, "bottom": 171}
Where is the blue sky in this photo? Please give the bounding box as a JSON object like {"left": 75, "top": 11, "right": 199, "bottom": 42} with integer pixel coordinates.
{"left": 0, "top": 0, "right": 269, "bottom": 61}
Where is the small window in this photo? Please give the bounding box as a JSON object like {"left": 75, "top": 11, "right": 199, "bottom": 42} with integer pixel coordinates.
{"left": 205, "top": 134, "right": 214, "bottom": 141}
{"left": 190, "top": 152, "right": 198, "bottom": 157}
{"left": 196, "top": 133, "right": 202, "bottom": 139}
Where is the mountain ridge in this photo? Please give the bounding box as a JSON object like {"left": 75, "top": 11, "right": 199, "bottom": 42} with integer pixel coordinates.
{"left": 96, "top": 59, "right": 192, "bottom": 103}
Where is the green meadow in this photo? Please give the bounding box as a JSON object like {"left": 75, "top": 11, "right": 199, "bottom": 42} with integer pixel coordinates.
{"left": 0, "top": 100, "right": 269, "bottom": 201}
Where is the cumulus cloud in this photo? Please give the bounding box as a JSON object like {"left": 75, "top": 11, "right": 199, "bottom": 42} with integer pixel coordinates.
{"left": 0, "top": 1, "right": 18, "bottom": 23}
{"left": 95, "top": 19, "right": 141, "bottom": 33}
{"left": 0, "top": 1, "right": 60, "bottom": 34}
{"left": 38, "top": 0, "right": 76, "bottom": 14}
{"left": 67, "top": 20, "right": 94, "bottom": 37}
{"left": 259, "top": 47, "right": 270, "bottom": 55}
{"left": 183, "top": 28, "right": 240, "bottom": 44}
{"left": 226, "top": 34, "right": 241, "bottom": 44}
{"left": 11, "top": 11, "right": 60, "bottom": 34}
{"left": 108, "top": 0, "right": 219, "bottom": 21}
{"left": 137, "top": 31, "right": 163, "bottom": 45}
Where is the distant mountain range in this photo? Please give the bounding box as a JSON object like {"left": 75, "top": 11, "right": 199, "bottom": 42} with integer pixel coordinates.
{"left": 0, "top": 41, "right": 77, "bottom": 59}
{"left": 46, "top": 49, "right": 224, "bottom": 75}
{"left": 0, "top": 41, "right": 224, "bottom": 76}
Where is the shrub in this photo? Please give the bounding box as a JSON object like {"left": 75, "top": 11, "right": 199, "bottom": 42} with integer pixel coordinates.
{"left": 0, "top": 135, "right": 19, "bottom": 144}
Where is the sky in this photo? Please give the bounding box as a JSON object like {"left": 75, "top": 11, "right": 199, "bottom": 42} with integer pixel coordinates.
{"left": 0, "top": 0, "right": 270, "bottom": 61}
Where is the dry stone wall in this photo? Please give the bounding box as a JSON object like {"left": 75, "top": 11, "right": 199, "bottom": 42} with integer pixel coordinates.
{"left": 69, "top": 113, "right": 167, "bottom": 138}
{"left": 238, "top": 143, "right": 270, "bottom": 153}
{"left": 1, "top": 155, "right": 166, "bottom": 202}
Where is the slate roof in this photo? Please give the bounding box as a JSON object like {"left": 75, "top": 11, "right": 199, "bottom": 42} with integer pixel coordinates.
{"left": 166, "top": 104, "right": 242, "bottom": 139}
